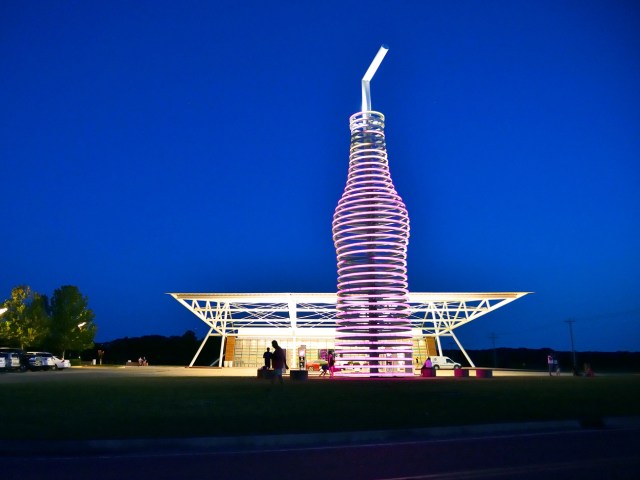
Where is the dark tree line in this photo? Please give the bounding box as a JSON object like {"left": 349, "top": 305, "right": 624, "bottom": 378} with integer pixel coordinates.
{"left": 91, "top": 331, "right": 221, "bottom": 366}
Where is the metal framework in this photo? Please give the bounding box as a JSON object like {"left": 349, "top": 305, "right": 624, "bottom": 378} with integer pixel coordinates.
{"left": 169, "top": 292, "right": 529, "bottom": 368}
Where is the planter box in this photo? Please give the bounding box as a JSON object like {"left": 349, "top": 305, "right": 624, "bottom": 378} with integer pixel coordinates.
{"left": 420, "top": 367, "right": 436, "bottom": 377}
{"left": 289, "top": 370, "right": 308, "bottom": 381}
{"left": 454, "top": 369, "right": 469, "bottom": 377}
{"left": 475, "top": 369, "right": 493, "bottom": 378}
{"left": 257, "top": 369, "right": 275, "bottom": 379}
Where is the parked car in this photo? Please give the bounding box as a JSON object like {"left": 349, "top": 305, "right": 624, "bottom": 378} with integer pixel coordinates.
{"left": 0, "top": 351, "right": 19, "bottom": 371}
{"left": 430, "top": 356, "right": 462, "bottom": 370}
{"left": 306, "top": 359, "right": 328, "bottom": 371}
{"left": 26, "top": 352, "right": 57, "bottom": 371}
{"left": 51, "top": 356, "right": 71, "bottom": 370}
{"left": 0, "top": 347, "right": 29, "bottom": 372}
{"left": 0, "top": 355, "right": 6, "bottom": 371}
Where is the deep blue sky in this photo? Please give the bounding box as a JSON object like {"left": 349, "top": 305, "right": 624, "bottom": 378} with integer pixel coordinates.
{"left": 2, "top": 1, "right": 639, "bottom": 352}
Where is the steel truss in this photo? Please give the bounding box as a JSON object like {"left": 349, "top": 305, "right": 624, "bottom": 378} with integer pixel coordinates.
{"left": 169, "top": 292, "right": 529, "bottom": 367}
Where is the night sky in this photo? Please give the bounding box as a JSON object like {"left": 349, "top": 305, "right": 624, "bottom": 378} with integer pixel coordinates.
{"left": 2, "top": 1, "right": 639, "bottom": 352}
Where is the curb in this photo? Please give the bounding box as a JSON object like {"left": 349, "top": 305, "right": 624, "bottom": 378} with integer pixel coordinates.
{"left": 2, "top": 416, "right": 639, "bottom": 457}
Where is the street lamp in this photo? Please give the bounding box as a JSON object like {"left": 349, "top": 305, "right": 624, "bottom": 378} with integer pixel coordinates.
{"left": 76, "top": 322, "right": 87, "bottom": 364}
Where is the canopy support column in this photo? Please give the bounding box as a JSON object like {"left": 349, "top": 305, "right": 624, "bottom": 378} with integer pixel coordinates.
{"left": 450, "top": 330, "right": 475, "bottom": 367}
{"left": 189, "top": 326, "right": 216, "bottom": 367}
{"left": 219, "top": 334, "right": 226, "bottom": 367}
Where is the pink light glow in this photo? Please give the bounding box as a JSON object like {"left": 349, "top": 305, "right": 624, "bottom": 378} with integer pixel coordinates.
{"left": 333, "top": 110, "right": 413, "bottom": 377}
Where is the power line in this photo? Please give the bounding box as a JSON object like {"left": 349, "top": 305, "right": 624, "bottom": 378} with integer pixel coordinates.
{"left": 497, "top": 307, "right": 640, "bottom": 338}
{"left": 564, "top": 319, "right": 577, "bottom": 368}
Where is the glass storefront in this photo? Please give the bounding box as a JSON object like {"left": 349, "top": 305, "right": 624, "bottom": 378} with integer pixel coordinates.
{"left": 233, "top": 335, "right": 436, "bottom": 370}
{"left": 233, "top": 337, "right": 336, "bottom": 368}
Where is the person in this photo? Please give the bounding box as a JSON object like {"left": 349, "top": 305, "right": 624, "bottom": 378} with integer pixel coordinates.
{"left": 554, "top": 358, "right": 560, "bottom": 376}
{"left": 270, "top": 340, "right": 288, "bottom": 385}
{"left": 421, "top": 357, "right": 433, "bottom": 376}
{"left": 328, "top": 351, "right": 336, "bottom": 378}
{"left": 547, "top": 354, "right": 554, "bottom": 376}
{"left": 138, "top": 356, "right": 143, "bottom": 366}
{"left": 319, "top": 363, "right": 329, "bottom": 377}
{"left": 262, "top": 347, "right": 272, "bottom": 370}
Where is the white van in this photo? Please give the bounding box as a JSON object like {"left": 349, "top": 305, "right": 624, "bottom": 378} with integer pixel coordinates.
{"left": 430, "top": 356, "right": 461, "bottom": 370}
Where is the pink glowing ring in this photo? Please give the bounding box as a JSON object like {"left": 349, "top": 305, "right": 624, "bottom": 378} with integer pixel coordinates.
{"left": 332, "top": 111, "right": 413, "bottom": 377}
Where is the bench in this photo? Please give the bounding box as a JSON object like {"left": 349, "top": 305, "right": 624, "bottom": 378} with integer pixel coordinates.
{"left": 257, "top": 368, "right": 275, "bottom": 379}
{"left": 474, "top": 368, "right": 493, "bottom": 378}
{"left": 420, "top": 367, "right": 436, "bottom": 377}
{"left": 289, "top": 369, "right": 308, "bottom": 381}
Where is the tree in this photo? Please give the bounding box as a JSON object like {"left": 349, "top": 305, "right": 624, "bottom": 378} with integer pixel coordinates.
{"left": 49, "top": 285, "right": 97, "bottom": 358}
{"left": 0, "top": 285, "right": 50, "bottom": 349}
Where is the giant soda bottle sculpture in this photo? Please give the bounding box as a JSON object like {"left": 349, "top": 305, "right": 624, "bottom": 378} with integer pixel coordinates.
{"left": 332, "top": 46, "right": 413, "bottom": 377}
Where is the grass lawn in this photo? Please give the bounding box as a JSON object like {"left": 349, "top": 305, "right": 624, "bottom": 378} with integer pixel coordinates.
{"left": 1, "top": 373, "right": 639, "bottom": 441}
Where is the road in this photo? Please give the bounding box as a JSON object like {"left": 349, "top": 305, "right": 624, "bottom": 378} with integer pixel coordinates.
{"left": 3, "top": 426, "right": 638, "bottom": 479}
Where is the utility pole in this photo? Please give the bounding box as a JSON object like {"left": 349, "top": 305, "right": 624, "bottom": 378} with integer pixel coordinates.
{"left": 565, "top": 319, "right": 576, "bottom": 370}
{"left": 489, "top": 332, "right": 498, "bottom": 368}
